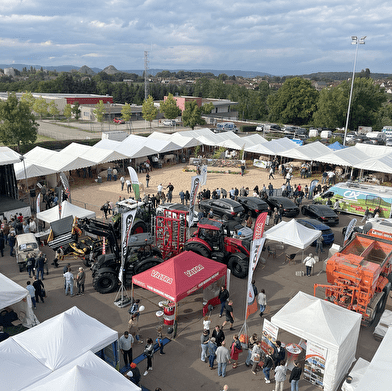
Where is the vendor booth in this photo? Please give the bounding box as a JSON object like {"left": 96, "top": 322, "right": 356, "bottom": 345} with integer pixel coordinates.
{"left": 0, "top": 273, "right": 39, "bottom": 328}
{"left": 36, "top": 201, "right": 95, "bottom": 224}
{"left": 132, "top": 251, "right": 227, "bottom": 333}
{"left": 271, "top": 291, "right": 361, "bottom": 391}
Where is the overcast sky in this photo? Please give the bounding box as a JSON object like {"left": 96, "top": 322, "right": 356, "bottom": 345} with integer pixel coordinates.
{"left": 1, "top": 0, "right": 391, "bottom": 75}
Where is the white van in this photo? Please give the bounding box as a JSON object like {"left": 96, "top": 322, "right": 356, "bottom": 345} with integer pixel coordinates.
{"left": 366, "top": 132, "right": 386, "bottom": 144}
{"left": 308, "top": 128, "right": 319, "bottom": 138}
{"left": 320, "top": 130, "right": 333, "bottom": 139}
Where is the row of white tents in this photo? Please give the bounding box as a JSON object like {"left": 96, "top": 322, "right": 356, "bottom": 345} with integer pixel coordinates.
{"left": 5, "top": 128, "right": 392, "bottom": 180}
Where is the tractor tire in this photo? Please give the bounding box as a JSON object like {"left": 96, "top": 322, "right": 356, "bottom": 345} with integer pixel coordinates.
{"left": 134, "top": 256, "right": 163, "bottom": 275}
{"left": 228, "top": 253, "right": 249, "bottom": 279}
{"left": 131, "top": 220, "right": 148, "bottom": 235}
{"left": 83, "top": 257, "right": 92, "bottom": 267}
{"left": 93, "top": 272, "right": 118, "bottom": 294}
{"left": 301, "top": 206, "right": 307, "bottom": 216}
{"left": 184, "top": 243, "right": 211, "bottom": 258}
{"left": 379, "top": 283, "right": 391, "bottom": 314}
{"left": 19, "top": 263, "right": 24, "bottom": 272}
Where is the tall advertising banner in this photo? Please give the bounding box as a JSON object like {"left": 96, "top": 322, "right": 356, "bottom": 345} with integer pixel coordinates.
{"left": 188, "top": 175, "right": 202, "bottom": 227}
{"left": 59, "top": 172, "right": 71, "bottom": 202}
{"left": 36, "top": 193, "right": 41, "bottom": 214}
{"left": 304, "top": 341, "right": 328, "bottom": 388}
{"left": 261, "top": 319, "right": 279, "bottom": 354}
{"left": 127, "top": 166, "right": 140, "bottom": 200}
{"left": 246, "top": 212, "right": 267, "bottom": 318}
{"left": 200, "top": 165, "right": 208, "bottom": 186}
{"left": 344, "top": 218, "right": 357, "bottom": 245}
{"left": 119, "top": 208, "right": 137, "bottom": 283}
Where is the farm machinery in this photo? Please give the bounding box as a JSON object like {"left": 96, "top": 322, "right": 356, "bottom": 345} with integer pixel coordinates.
{"left": 314, "top": 232, "right": 392, "bottom": 326}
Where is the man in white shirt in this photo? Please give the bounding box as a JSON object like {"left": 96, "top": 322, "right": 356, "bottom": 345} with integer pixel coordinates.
{"left": 126, "top": 179, "right": 132, "bottom": 194}
{"left": 63, "top": 267, "right": 74, "bottom": 296}
{"left": 119, "top": 331, "right": 135, "bottom": 367}
{"left": 157, "top": 183, "right": 163, "bottom": 195}
{"left": 303, "top": 253, "right": 316, "bottom": 276}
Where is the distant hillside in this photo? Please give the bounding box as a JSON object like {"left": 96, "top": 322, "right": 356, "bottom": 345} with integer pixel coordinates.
{"left": 300, "top": 71, "right": 392, "bottom": 81}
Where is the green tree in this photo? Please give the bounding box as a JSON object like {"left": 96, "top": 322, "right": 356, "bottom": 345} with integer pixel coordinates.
{"left": 0, "top": 93, "right": 38, "bottom": 151}
{"left": 48, "top": 101, "right": 60, "bottom": 119}
{"left": 201, "top": 102, "right": 214, "bottom": 115}
{"left": 182, "top": 100, "right": 205, "bottom": 129}
{"left": 267, "top": 77, "right": 318, "bottom": 125}
{"left": 93, "top": 100, "right": 106, "bottom": 130}
{"left": 313, "top": 78, "right": 386, "bottom": 130}
{"left": 71, "top": 101, "right": 81, "bottom": 120}
{"left": 63, "top": 104, "right": 72, "bottom": 122}
{"left": 142, "top": 95, "right": 158, "bottom": 128}
{"left": 33, "top": 96, "right": 48, "bottom": 119}
{"left": 160, "top": 93, "right": 181, "bottom": 119}
{"left": 20, "top": 92, "right": 36, "bottom": 111}
{"left": 121, "top": 103, "right": 133, "bottom": 133}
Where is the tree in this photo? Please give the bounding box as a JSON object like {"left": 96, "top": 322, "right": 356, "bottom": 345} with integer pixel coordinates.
{"left": 0, "top": 92, "right": 38, "bottom": 151}
{"left": 71, "top": 101, "right": 81, "bottom": 120}
{"left": 159, "top": 93, "right": 181, "bottom": 119}
{"left": 313, "top": 78, "right": 386, "bottom": 130}
{"left": 182, "top": 100, "right": 205, "bottom": 129}
{"left": 33, "top": 96, "right": 48, "bottom": 119}
{"left": 63, "top": 104, "right": 72, "bottom": 122}
{"left": 20, "top": 92, "right": 36, "bottom": 111}
{"left": 201, "top": 102, "right": 214, "bottom": 115}
{"left": 93, "top": 100, "right": 106, "bottom": 130}
{"left": 48, "top": 101, "right": 60, "bottom": 119}
{"left": 142, "top": 95, "right": 158, "bottom": 128}
{"left": 121, "top": 103, "right": 133, "bottom": 133}
{"left": 267, "top": 77, "right": 318, "bottom": 125}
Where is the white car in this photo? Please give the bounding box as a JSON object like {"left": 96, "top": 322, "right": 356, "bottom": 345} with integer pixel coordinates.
{"left": 162, "top": 119, "right": 176, "bottom": 126}
{"left": 15, "top": 233, "right": 40, "bottom": 272}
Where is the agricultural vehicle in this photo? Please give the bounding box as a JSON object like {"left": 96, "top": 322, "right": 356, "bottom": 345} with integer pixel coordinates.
{"left": 184, "top": 218, "right": 251, "bottom": 278}
{"left": 314, "top": 232, "right": 392, "bottom": 326}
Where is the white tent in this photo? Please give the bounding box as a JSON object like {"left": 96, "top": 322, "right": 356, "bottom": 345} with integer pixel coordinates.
{"left": 13, "top": 306, "right": 118, "bottom": 371}
{"left": 0, "top": 146, "right": 21, "bottom": 165}
{"left": 36, "top": 201, "right": 95, "bottom": 223}
{"left": 355, "top": 326, "right": 392, "bottom": 391}
{"left": 23, "top": 351, "right": 140, "bottom": 391}
{"left": 271, "top": 291, "right": 362, "bottom": 391}
{"left": 13, "top": 161, "right": 57, "bottom": 180}
{"left": 36, "top": 205, "right": 60, "bottom": 224}
{"left": 264, "top": 219, "right": 322, "bottom": 249}
{"left": 0, "top": 273, "right": 38, "bottom": 328}
{"left": 280, "top": 141, "right": 332, "bottom": 160}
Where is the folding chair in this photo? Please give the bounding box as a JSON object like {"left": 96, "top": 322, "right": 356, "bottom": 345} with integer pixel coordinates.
{"left": 267, "top": 245, "right": 276, "bottom": 258}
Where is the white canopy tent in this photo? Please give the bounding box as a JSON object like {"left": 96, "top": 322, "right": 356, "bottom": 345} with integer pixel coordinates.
{"left": 271, "top": 291, "right": 362, "bottom": 391}
{"left": 23, "top": 350, "right": 141, "bottom": 391}
{"left": 36, "top": 205, "right": 60, "bottom": 224}
{"left": 36, "top": 201, "right": 95, "bottom": 223}
{"left": 0, "top": 146, "right": 21, "bottom": 165}
{"left": 0, "top": 273, "right": 38, "bottom": 328}
{"left": 264, "top": 219, "right": 322, "bottom": 249}
{"left": 279, "top": 141, "right": 332, "bottom": 160}
{"left": 13, "top": 161, "right": 57, "bottom": 180}
{"left": 12, "top": 306, "right": 118, "bottom": 371}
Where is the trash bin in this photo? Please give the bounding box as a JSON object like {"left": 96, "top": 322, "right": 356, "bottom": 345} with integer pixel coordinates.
{"left": 97, "top": 176, "right": 102, "bottom": 183}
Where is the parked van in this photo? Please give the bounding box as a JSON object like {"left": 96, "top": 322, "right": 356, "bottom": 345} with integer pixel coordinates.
{"left": 366, "top": 131, "right": 387, "bottom": 144}
{"left": 320, "top": 130, "right": 333, "bottom": 139}
{"left": 308, "top": 128, "right": 319, "bottom": 138}
{"left": 382, "top": 126, "right": 392, "bottom": 138}
{"left": 216, "top": 122, "right": 239, "bottom": 133}
{"left": 314, "top": 182, "right": 392, "bottom": 218}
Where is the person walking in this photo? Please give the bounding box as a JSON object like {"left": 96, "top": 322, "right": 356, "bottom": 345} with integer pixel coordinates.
{"left": 76, "top": 267, "right": 85, "bottom": 295}
{"left": 268, "top": 183, "right": 274, "bottom": 197}
{"left": 268, "top": 167, "right": 274, "bottom": 180}
{"left": 120, "top": 176, "right": 125, "bottom": 191}
{"left": 8, "top": 232, "right": 15, "bottom": 256}
{"left": 229, "top": 335, "right": 242, "bottom": 369}
{"left": 143, "top": 338, "right": 154, "bottom": 376}
{"left": 185, "top": 190, "right": 190, "bottom": 205}
{"left": 32, "top": 276, "right": 45, "bottom": 304}
{"left": 200, "top": 329, "right": 210, "bottom": 362}
{"left": 107, "top": 167, "right": 112, "bottom": 181}
{"left": 126, "top": 362, "right": 141, "bottom": 386}
{"left": 303, "top": 253, "right": 316, "bottom": 277}
{"left": 126, "top": 179, "right": 132, "bottom": 194}
{"left": 262, "top": 349, "right": 274, "bottom": 384}
{"left": 218, "top": 286, "right": 229, "bottom": 318}
{"left": 156, "top": 328, "right": 165, "bottom": 355}
{"left": 289, "top": 360, "right": 302, "bottom": 391}
{"left": 250, "top": 341, "right": 262, "bottom": 375}
{"left": 222, "top": 300, "right": 235, "bottom": 331}
{"left": 245, "top": 333, "right": 258, "bottom": 367}
{"left": 63, "top": 267, "right": 74, "bottom": 296}
{"left": 179, "top": 190, "right": 185, "bottom": 205}
{"left": 315, "top": 235, "right": 324, "bottom": 255}
{"left": 146, "top": 173, "right": 150, "bottom": 188}
{"left": 119, "top": 331, "right": 134, "bottom": 367}
{"left": 35, "top": 252, "right": 45, "bottom": 280}
{"left": 207, "top": 336, "right": 217, "bottom": 369}
{"left": 26, "top": 281, "right": 36, "bottom": 309}
{"left": 274, "top": 360, "right": 288, "bottom": 391}
{"left": 216, "top": 340, "right": 231, "bottom": 378}
{"left": 128, "top": 313, "right": 143, "bottom": 344}
{"left": 257, "top": 289, "right": 267, "bottom": 317}
{"left": 26, "top": 252, "right": 35, "bottom": 278}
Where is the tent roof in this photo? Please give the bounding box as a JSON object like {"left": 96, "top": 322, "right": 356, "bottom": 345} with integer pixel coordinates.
{"left": 354, "top": 153, "right": 392, "bottom": 174}
{"left": 24, "top": 351, "right": 140, "bottom": 391}
{"left": 24, "top": 146, "right": 57, "bottom": 164}
{"left": 328, "top": 141, "right": 346, "bottom": 151}
{"left": 279, "top": 141, "right": 332, "bottom": 160}
{"left": 13, "top": 306, "right": 118, "bottom": 370}
{"left": 14, "top": 161, "right": 57, "bottom": 180}
{"left": 0, "top": 273, "right": 29, "bottom": 310}
{"left": 245, "top": 137, "right": 297, "bottom": 155}
{"left": 132, "top": 251, "right": 227, "bottom": 302}
{"left": 36, "top": 205, "right": 60, "bottom": 223}
{"left": 142, "top": 137, "right": 182, "bottom": 153}
{"left": 271, "top": 291, "right": 362, "bottom": 348}
{"left": 0, "top": 146, "right": 21, "bottom": 165}
{"left": 60, "top": 201, "right": 95, "bottom": 220}
{"left": 264, "top": 219, "right": 322, "bottom": 249}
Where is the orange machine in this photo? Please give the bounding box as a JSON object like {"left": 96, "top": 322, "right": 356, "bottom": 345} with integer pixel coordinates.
{"left": 314, "top": 233, "right": 392, "bottom": 326}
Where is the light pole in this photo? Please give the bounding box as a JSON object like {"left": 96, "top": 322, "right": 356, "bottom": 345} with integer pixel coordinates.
{"left": 343, "top": 36, "right": 366, "bottom": 146}
{"left": 19, "top": 155, "right": 31, "bottom": 208}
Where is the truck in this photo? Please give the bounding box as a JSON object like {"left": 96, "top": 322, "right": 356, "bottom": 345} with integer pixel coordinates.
{"left": 314, "top": 232, "right": 392, "bottom": 326}
{"left": 314, "top": 182, "right": 392, "bottom": 218}
{"left": 358, "top": 126, "right": 372, "bottom": 135}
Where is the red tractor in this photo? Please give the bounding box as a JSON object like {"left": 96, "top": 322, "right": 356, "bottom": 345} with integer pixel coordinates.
{"left": 184, "top": 218, "right": 251, "bottom": 278}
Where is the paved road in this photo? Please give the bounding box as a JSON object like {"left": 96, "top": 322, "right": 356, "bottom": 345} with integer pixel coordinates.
{"left": 1, "top": 205, "right": 388, "bottom": 391}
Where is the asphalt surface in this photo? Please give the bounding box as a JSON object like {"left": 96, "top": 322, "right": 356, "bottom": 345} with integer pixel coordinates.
{"left": 2, "top": 201, "right": 389, "bottom": 391}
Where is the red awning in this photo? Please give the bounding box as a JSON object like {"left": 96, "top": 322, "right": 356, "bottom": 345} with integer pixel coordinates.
{"left": 132, "top": 251, "right": 227, "bottom": 303}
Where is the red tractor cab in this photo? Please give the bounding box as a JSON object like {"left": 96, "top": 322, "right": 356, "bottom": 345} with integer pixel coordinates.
{"left": 184, "top": 218, "right": 250, "bottom": 278}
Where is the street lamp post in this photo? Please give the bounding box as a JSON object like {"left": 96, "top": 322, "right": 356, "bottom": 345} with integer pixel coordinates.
{"left": 343, "top": 36, "right": 366, "bottom": 146}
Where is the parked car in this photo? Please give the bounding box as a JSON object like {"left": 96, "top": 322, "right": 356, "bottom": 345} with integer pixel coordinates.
{"left": 296, "top": 218, "right": 335, "bottom": 245}
{"left": 162, "top": 119, "right": 176, "bottom": 126}
{"left": 15, "top": 233, "right": 40, "bottom": 272}
{"left": 301, "top": 204, "right": 339, "bottom": 226}
{"left": 386, "top": 138, "right": 392, "bottom": 147}
{"left": 256, "top": 125, "right": 264, "bottom": 132}
{"left": 237, "top": 197, "right": 270, "bottom": 217}
{"left": 265, "top": 196, "right": 299, "bottom": 217}
{"left": 199, "top": 199, "right": 245, "bottom": 221}
{"left": 113, "top": 117, "right": 125, "bottom": 124}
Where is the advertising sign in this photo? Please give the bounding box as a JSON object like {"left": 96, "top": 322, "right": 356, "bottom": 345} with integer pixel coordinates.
{"left": 304, "top": 341, "right": 328, "bottom": 388}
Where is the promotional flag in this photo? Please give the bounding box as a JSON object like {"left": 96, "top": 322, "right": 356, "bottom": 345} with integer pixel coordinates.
{"left": 36, "top": 193, "right": 41, "bottom": 214}
{"left": 127, "top": 166, "right": 140, "bottom": 200}
{"left": 118, "top": 208, "right": 137, "bottom": 283}
{"left": 199, "top": 165, "right": 208, "bottom": 186}
{"left": 344, "top": 218, "right": 357, "bottom": 245}
{"left": 59, "top": 172, "right": 71, "bottom": 202}
{"left": 309, "top": 179, "right": 319, "bottom": 199}
{"left": 246, "top": 212, "right": 267, "bottom": 318}
{"left": 188, "top": 175, "right": 202, "bottom": 227}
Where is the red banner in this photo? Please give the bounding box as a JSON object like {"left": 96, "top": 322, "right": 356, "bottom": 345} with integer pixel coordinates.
{"left": 253, "top": 212, "right": 268, "bottom": 240}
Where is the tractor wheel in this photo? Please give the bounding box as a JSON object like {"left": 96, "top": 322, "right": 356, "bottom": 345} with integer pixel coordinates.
{"left": 83, "top": 257, "right": 91, "bottom": 267}
{"left": 134, "top": 256, "right": 162, "bottom": 275}
{"left": 379, "top": 283, "right": 391, "bottom": 314}
{"left": 227, "top": 253, "right": 249, "bottom": 279}
{"left": 301, "top": 206, "right": 307, "bottom": 216}
{"left": 184, "top": 243, "right": 211, "bottom": 258}
{"left": 131, "top": 220, "right": 148, "bottom": 235}
{"left": 93, "top": 272, "right": 118, "bottom": 294}
{"left": 19, "top": 263, "right": 24, "bottom": 272}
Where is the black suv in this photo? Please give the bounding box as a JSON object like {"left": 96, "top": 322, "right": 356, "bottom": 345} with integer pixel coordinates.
{"left": 237, "top": 197, "right": 270, "bottom": 217}
{"left": 199, "top": 199, "right": 245, "bottom": 221}
{"left": 265, "top": 196, "right": 300, "bottom": 217}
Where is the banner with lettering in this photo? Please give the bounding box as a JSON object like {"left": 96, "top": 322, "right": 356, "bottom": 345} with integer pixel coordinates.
{"left": 118, "top": 208, "right": 136, "bottom": 283}
{"left": 304, "top": 340, "right": 328, "bottom": 388}
{"left": 127, "top": 166, "right": 140, "bottom": 200}
{"left": 188, "top": 175, "right": 202, "bottom": 227}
